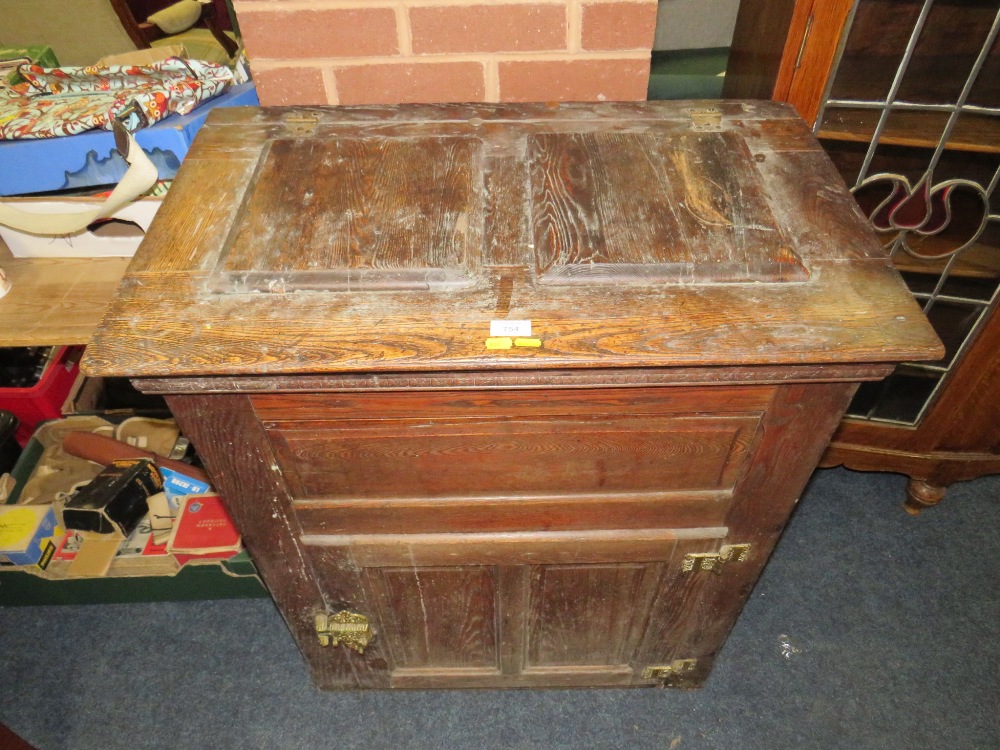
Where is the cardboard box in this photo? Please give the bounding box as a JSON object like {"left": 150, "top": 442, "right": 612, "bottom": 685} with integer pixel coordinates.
{"left": 97, "top": 45, "right": 187, "bottom": 68}
{"left": 0, "top": 197, "right": 161, "bottom": 258}
{"left": 0, "top": 504, "right": 61, "bottom": 566}
{"left": 0, "top": 550, "right": 265, "bottom": 606}
{"left": 0, "top": 417, "right": 266, "bottom": 604}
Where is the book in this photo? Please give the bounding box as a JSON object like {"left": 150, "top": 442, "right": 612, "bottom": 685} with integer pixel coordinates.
{"left": 166, "top": 494, "right": 241, "bottom": 556}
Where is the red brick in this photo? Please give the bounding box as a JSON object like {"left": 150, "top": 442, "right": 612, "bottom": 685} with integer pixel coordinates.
{"left": 409, "top": 4, "right": 566, "bottom": 54}
{"left": 580, "top": 2, "right": 658, "bottom": 51}
{"left": 251, "top": 66, "right": 329, "bottom": 106}
{"left": 239, "top": 8, "right": 398, "bottom": 60}
{"left": 335, "top": 62, "right": 486, "bottom": 105}
{"left": 498, "top": 58, "right": 650, "bottom": 102}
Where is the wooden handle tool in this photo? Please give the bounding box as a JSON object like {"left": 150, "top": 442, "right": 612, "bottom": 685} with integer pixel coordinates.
{"left": 62, "top": 431, "right": 211, "bottom": 485}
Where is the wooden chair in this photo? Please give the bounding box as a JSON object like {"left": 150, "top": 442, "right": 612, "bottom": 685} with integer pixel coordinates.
{"left": 110, "top": 0, "right": 238, "bottom": 62}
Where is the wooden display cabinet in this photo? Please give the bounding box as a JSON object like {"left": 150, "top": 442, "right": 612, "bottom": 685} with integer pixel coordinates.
{"left": 726, "top": 0, "right": 1000, "bottom": 512}
{"left": 82, "top": 101, "right": 938, "bottom": 689}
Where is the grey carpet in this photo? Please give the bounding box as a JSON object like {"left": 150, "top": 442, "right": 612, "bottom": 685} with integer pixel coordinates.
{"left": 1, "top": 467, "right": 998, "bottom": 750}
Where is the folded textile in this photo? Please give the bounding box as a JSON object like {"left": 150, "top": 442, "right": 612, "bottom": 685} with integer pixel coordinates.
{"left": 0, "top": 58, "right": 233, "bottom": 140}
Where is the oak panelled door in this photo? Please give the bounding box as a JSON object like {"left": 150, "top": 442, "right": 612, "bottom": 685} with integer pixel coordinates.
{"left": 263, "top": 386, "right": 762, "bottom": 688}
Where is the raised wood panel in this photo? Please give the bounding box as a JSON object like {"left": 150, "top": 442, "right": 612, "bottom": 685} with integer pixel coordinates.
{"left": 527, "top": 131, "right": 807, "bottom": 284}
{"left": 364, "top": 566, "right": 498, "bottom": 669}
{"left": 126, "top": 157, "right": 260, "bottom": 274}
{"left": 524, "top": 563, "right": 660, "bottom": 668}
{"left": 270, "top": 414, "right": 762, "bottom": 499}
{"left": 212, "top": 136, "right": 482, "bottom": 292}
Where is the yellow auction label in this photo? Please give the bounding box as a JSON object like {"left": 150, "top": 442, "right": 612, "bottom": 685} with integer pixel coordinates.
{"left": 485, "top": 337, "right": 513, "bottom": 350}
{"left": 514, "top": 338, "right": 542, "bottom": 347}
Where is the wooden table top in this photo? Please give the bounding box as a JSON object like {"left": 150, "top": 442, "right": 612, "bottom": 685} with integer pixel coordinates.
{"left": 0, "top": 239, "right": 129, "bottom": 347}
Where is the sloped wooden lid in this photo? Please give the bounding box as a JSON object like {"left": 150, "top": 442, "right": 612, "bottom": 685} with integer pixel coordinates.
{"left": 82, "top": 101, "right": 943, "bottom": 378}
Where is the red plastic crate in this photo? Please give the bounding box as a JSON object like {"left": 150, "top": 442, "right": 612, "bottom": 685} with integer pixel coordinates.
{"left": 0, "top": 346, "right": 83, "bottom": 446}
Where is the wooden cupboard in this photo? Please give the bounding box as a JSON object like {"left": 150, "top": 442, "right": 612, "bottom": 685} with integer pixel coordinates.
{"left": 726, "top": 0, "right": 1000, "bottom": 511}
{"left": 82, "top": 101, "right": 939, "bottom": 688}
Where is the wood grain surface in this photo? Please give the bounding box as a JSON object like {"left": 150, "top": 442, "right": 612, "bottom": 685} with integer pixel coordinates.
{"left": 165, "top": 393, "right": 390, "bottom": 689}
{"left": 215, "top": 136, "right": 482, "bottom": 292}
{"left": 134, "top": 362, "right": 897, "bottom": 395}
{"left": 82, "top": 100, "right": 941, "bottom": 379}
{"left": 631, "top": 382, "right": 859, "bottom": 671}
{"left": 101, "top": 101, "right": 945, "bottom": 690}
{"left": 0, "top": 242, "right": 129, "bottom": 347}
{"left": 291, "top": 490, "right": 732, "bottom": 536}
{"left": 527, "top": 130, "right": 806, "bottom": 283}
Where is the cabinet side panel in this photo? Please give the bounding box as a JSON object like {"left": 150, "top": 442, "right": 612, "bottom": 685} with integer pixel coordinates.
{"left": 636, "top": 382, "right": 858, "bottom": 673}
{"left": 165, "top": 393, "right": 390, "bottom": 689}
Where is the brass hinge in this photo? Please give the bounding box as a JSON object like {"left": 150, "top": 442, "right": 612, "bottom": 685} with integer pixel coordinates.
{"left": 642, "top": 659, "right": 698, "bottom": 681}
{"left": 315, "top": 610, "right": 374, "bottom": 654}
{"left": 682, "top": 543, "right": 751, "bottom": 574}
{"left": 685, "top": 107, "right": 722, "bottom": 131}
{"left": 284, "top": 113, "right": 319, "bottom": 136}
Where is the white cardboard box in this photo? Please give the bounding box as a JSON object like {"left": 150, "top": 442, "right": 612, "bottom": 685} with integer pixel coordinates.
{"left": 0, "top": 197, "right": 162, "bottom": 258}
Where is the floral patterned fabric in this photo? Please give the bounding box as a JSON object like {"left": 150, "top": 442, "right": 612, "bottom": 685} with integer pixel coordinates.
{"left": 0, "top": 58, "right": 233, "bottom": 140}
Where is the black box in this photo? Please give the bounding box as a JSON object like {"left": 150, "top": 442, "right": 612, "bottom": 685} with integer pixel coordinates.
{"left": 63, "top": 458, "right": 162, "bottom": 536}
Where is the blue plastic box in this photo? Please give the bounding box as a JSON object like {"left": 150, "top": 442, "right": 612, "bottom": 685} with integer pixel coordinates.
{"left": 0, "top": 82, "right": 258, "bottom": 196}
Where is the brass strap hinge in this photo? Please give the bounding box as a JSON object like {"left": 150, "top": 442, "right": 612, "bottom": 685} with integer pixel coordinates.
{"left": 682, "top": 543, "right": 751, "bottom": 574}
{"left": 315, "top": 610, "right": 374, "bottom": 654}
{"left": 642, "top": 659, "right": 698, "bottom": 681}
{"left": 685, "top": 107, "right": 722, "bottom": 131}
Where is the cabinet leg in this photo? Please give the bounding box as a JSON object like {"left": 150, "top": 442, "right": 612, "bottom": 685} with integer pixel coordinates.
{"left": 904, "top": 479, "right": 948, "bottom": 515}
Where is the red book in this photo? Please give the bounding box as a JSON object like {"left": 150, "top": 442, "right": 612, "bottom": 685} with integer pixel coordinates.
{"left": 166, "top": 494, "right": 241, "bottom": 555}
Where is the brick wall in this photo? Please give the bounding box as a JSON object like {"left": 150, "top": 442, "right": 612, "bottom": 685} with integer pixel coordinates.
{"left": 233, "top": 0, "right": 658, "bottom": 106}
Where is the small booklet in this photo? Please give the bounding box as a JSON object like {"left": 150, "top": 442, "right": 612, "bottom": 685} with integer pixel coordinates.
{"left": 166, "top": 494, "right": 241, "bottom": 559}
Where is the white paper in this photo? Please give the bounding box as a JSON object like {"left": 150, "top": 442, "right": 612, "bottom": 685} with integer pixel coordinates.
{"left": 490, "top": 320, "right": 531, "bottom": 337}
